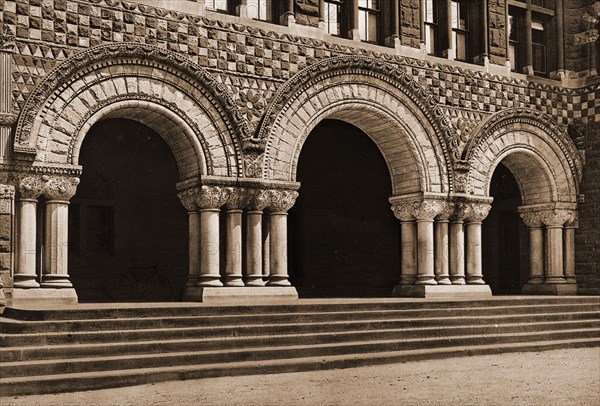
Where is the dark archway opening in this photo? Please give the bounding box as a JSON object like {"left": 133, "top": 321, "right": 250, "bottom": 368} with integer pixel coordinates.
{"left": 69, "top": 118, "right": 188, "bottom": 302}
{"left": 483, "top": 162, "right": 528, "bottom": 294}
{"left": 288, "top": 119, "right": 401, "bottom": 297}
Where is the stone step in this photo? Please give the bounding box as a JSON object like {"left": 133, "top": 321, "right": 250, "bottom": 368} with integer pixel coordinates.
{"left": 4, "top": 297, "right": 598, "bottom": 321}
{"left": 2, "top": 319, "right": 599, "bottom": 363}
{"left": 2, "top": 337, "right": 599, "bottom": 397}
{"left": 2, "top": 303, "right": 598, "bottom": 333}
{"left": 3, "top": 327, "right": 598, "bottom": 378}
{"left": 2, "top": 310, "right": 598, "bottom": 348}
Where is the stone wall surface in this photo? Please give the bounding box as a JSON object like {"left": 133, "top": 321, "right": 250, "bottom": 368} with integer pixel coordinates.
{"left": 576, "top": 120, "right": 600, "bottom": 294}
{"left": 565, "top": 0, "right": 599, "bottom": 75}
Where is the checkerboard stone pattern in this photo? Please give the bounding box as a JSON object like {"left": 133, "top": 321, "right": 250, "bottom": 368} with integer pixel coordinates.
{"left": 2, "top": 0, "right": 599, "bottom": 128}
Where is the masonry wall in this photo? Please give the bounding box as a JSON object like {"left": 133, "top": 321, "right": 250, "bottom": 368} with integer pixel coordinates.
{"left": 576, "top": 119, "right": 600, "bottom": 295}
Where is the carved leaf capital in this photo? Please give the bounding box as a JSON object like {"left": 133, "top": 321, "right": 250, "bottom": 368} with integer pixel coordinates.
{"left": 196, "top": 185, "right": 228, "bottom": 210}
{"left": 44, "top": 176, "right": 80, "bottom": 201}
{"left": 266, "top": 190, "right": 298, "bottom": 213}
{"left": 224, "top": 187, "right": 249, "bottom": 210}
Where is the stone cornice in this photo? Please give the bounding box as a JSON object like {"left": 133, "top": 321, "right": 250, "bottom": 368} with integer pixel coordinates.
{"left": 176, "top": 176, "right": 301, "bottom": 192}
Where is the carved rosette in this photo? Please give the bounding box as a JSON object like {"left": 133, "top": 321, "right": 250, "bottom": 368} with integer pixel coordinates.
{"left": 247, "top": 189, "right": 270, "bottom": 212}
{"left": 177, "top": 188, "right": 200, "bottom": 212}
{"left": 43, "top": 176, "right": 80, "bottom": 201}
{"left": 224, "top": 187, "right": 249, "bottom": 211}
{"left": 464, "top": 203, "right": 492, "bottom": 223}
{"left": 17, "top": 175, "right": 48, "bottom": 200}
{"left": 540, "top": 209, "right": 575, "bottom": 227}
{"left": 391, "top": 203, "right": 415, "bottom": 222}
{"left": 196, "top": 185, "right": 228, "bottom": 210}
{"left": 265, "top": 190, "right": 298, "bottom": 214}
{"left": 413, "top": 200, "right": 445, "bottom": 221}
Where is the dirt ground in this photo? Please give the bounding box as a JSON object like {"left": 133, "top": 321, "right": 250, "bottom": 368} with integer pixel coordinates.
{"left": 5, "top": 347, "right": 600, "bottom": 406}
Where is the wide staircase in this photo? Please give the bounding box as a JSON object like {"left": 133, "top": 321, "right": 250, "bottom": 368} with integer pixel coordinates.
{"left": 1, "top": 297, "right": 599, "bottom": 396}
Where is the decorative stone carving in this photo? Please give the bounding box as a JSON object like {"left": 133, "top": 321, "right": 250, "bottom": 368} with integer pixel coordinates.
{"left": 266, "top": 190, "right": 298, "bottom": 213}
{"left": 436, "top": 202, "right": 454, "bottom": 220}
{"left": 391, "top": 203, "right": 415, "bottom": 222}
{"left": 567, "top": 123, "right": 586, "bottom": 150}
{"left": 0, "top": 184, "right": 14, "bottom": 215}
{"left": 464, "top": 203, "right": 492, "bottom": 223}
{"left": 413, "top": 200, "right": 445, "bottom": 221}
{"left": 196, "top": 186, "right": 228, "bottom": 210}
{"left": 177, "top": 188, "right": 200, "bottom": 212}
{"left": 540, "top": 209, "right": 575, "bottom": 227}
{"left": 17, "top": 175, "right": 47, "bottom": 200}
{"left": 519, "top": 211, "right": 545, "bottom": 228}
{"left": 451, "top": 202, "right": 471, "bottom": 222}
{"left": 0, "top": 34, "right": 16, "bottom": 53}
{"left": 247, "top": 189, "right": 270, "bottom": 212}
{"left": 43, "top": 176, "right": 80, "bottom": 201}
{"left": 224, "top": 187, "right": 249, "bottom": 210}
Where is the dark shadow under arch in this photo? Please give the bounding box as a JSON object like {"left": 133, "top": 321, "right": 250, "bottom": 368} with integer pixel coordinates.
{"left": 288, "top": 119, "right": 400, "bottom": 297}
{"left": 69, "top": 118, "right": 188, "bottom": 302}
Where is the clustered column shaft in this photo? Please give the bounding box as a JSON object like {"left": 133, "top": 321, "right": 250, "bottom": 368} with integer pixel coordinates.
{"left": 519, "top": 206, "right": 577, "bottom": 287}
{"left": 178, "top": 186, "right": 298, "bottom": 292}
{"left": 391, "top": 198, "right": 492, "bottom": 289}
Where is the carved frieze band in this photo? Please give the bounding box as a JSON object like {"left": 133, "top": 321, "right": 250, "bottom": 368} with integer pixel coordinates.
{"left": 16, "top": 175, "right": 79, "bottom": 201}
{"left": 519, "top": 206, "right": 577, "bottom": 228}
{"left": 177, "top": 187, "right": 298, "bottom": 213}
{"left": 391, "top": 199, "right": 491, "bottom": 223}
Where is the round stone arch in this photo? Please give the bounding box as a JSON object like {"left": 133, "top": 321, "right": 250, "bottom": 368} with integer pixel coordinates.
{"left": 13, "top": 43, "right": 251, "bottom": 180}
{"left": 463, "top": 108, "right": 582, "bottom": 204}
{"left": 256, "top": 56, "right": 457, "bottom": 195}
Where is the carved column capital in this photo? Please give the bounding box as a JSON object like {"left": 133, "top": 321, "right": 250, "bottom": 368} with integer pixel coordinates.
{"left": 43, "top": 176, "right": 80, "bottom": 201}
{"left": 224, "top": 187, "right": 249, "bottom": 210}
{"left": 391, "top": 202, "right": 415, "bottom": 221}
{"left": 540, "top": 209, "right": 575, "bottom": 227}
{"left": 463, "top": 203, "right": 492, "bottom": 223}
{"left": 177, "top": 188, "right": 200, "bottom": 212}
{"left": 436, "top": 201, "right": 454, "bottom": 220}
{"left": 413, "top": 199, "right": 445, "bottom": 221}
{"left": 451, "top": 202, "right": 470, "bottom": 222}
{"left": 519, "top": 211, "right": 545, "bottom": 228}
{"left": 265, "top": 190, "right": 298, "bottom": 214}
{"left": 17, "top": 175, "right": 47, "bottom": 200}
{"left": 247, "top": 189, "right": 270, "bottom": 212}
{"left": 196, "top": 185, "right": 228, "bottom": 210}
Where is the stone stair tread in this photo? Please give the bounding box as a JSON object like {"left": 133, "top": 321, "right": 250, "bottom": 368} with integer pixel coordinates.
{"left": 2, "top": 336, "right": 599, "bottom": 386}
{"left": 2, "top": 327, "right": 598, "bottom": 368}
{"left": 3, "top": 318, "right": 598, "bottom": 354}
{"left": 3, "top": 307, "right": 599, "bottom": 334}
{"left": 3, "top": 302, "right": 598, "bottom": 323}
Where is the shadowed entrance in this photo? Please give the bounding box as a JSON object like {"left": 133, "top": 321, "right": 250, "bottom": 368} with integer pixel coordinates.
{"left": 483, "top": 163, "right": 527, "bottom": 294}
{"left": 289, "top": 119, "right": 400, "bottom": 297}
{"left": 69, "top": 119, "right": 188, "bottom": 302}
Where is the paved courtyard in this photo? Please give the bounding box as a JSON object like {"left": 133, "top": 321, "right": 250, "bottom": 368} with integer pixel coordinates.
{"left": 4, "top": 347, "right": 599, "bottom": 406}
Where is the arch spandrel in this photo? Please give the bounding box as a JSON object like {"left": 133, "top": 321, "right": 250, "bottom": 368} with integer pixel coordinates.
{"left": 256, "top": 56, "right": 457, "bottom": 195}
{"left": 464, "top": 108, "right": 582, "bottom": 204}
{"left": 13, "top": 43, "right": 250, "bottom": 181}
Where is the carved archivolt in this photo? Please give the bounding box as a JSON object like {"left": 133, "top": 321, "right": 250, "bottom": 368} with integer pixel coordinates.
{"left": 256, "top": 56, "right": 458, "bottom": 162}
{"left": 462, "top": 108, "right": 582, "bottom": 202}
{"left": 13, "top": 42, "right": 250, "bottom": 178}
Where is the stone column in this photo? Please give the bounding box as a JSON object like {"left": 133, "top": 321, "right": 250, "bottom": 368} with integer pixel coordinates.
{"left": 519, "top": 210, "right": 545, "bottom": 285}
{"left": 524, "top": 7, "right": 533, "bottom": 75}
{"left": 554, "top": 0, "right": 565, "bottom": 78}
{"left": 14, "top": 176, "right": 45, "bottom": 288}
{"left": 0, "top": 33, "right": 16, "bottom": 163}
{"left": 563, "top": 214, "right": 577, "bottom": 284}
{"left": 413, "top": 200, "right": 444, "bottom": 285}
{"left": 449, "top": 203, "right": 468, "bottom": 285}
{"left": 541, "top": 209, "right": 571, "bottom": 284}
{"left": 223, "top": 187, "right": 247, "bottom": 287}
{"left": 41, "top": 176, "right": 80, "bottom": 288}
{"left": 478, "top": 0, "right": 489, "bottom": 63}
{"left": 266, "top": 190, "right": 298, "bottom": 287}
{"left": 434, "top": 202, "right": 453, "bottom": 285}
{"left": 283, "top": 0, "right": 296, "bottom": 25}
{"left": 391, "top": 203, "right": 417, "bottom": 285}
{"left": 387, "top": 0, "right": 400, "bottom": 46}
{"left": 464, "top": 203, "right": 491, "bottom": 285}
{"left": 246, "top": 189, "right": 269, "bottom": 287}
{"left": 196, "top": 186, "right": 227, "bottom": 287}
{"left": 178, "top": 188, "right": 201, "bottom": 289}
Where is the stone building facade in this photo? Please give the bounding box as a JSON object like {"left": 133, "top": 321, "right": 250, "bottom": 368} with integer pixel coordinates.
{"left": 0, "top": 0, "right": 598, "bottom": 305}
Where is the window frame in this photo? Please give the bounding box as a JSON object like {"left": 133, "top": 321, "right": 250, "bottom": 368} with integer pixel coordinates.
{"left": 324, "top": 0, "right": 345, "bottom": 37}
{"left": 358, "top": 0, "right": 380, "bottom": 44}
{"left": 451, "top": 0, "right": 470, "bottom": 62}
{"left": 423, "top": 0, "right": 440, "bottom": 56}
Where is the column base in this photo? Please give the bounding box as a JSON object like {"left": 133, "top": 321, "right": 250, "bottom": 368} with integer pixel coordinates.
{"left": 13, "top": 274, "right": 40, "bottom": 288}
{"left": 12, "top": 288, "right": 78, "bottom": 307}
{"left": 224, "top": 276, "right": 245, "bottom": 287}
{"left": 245, "top": 276, "right": 266, "bottom": 287}
{"left": 182, "top": 286, "right": 299, "bottom": 303}
{"left": 435, "top": 276, "right": 452, "bottom": 285}
{"left": 521, "top": 283, "right": 578, "bottom": 295}
{"left": 393, "top": 284, "right": 492, "bottom": 299}
{"left": 267, "top": 276, "right": 291, "bottom": 287}
{"left": 40, "top": 275, "right": 73, "bottom": 288}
